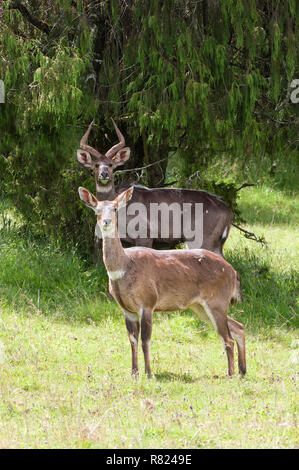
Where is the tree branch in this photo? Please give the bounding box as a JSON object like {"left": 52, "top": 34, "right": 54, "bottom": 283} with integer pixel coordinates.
{"left": 236, "top": 182, "right": 256, "bottom": 191}
{"left": 113, "top": 157, "right": 169, "bottom": 176}
{"left": 232, "top": 223, "right": 266, "bottom": 245}
{"left": 8, "top": 1, "right": 51, "bottom": 35}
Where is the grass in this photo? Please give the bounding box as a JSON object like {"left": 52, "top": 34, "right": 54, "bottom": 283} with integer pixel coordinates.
{"left": 0, "top": 169, "right": 298, "bottom": 448}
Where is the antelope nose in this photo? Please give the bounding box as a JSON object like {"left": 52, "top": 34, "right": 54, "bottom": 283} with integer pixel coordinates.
{"left": 103, "top": 219, "right": 112, "bottom": 227}
{"left": 100, "top": 171, "right": 109, "bottom": 179}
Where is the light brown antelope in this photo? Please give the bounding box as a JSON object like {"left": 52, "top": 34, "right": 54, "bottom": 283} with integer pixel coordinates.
{"left": 78, "top": 186, "right": 246, "bottom": 378}
{"left": 77, "top": 120, "right": 233, "bottom": 257}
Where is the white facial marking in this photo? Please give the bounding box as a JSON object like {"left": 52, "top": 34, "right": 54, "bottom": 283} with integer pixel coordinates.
{"left": 99, "top": 205, "right": 116, "bottom": 237}
{"left": 107, "top": 270, "right": 125, "bottom": 281}
{"left": 101, "top": 227, "right": 115, "bottom": 238}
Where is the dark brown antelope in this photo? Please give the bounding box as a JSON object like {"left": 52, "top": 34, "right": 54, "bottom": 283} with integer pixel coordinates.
{"left": 77, "top": 119, "right": 131, "bottom": 200}
{"left": 78, "top": 186, "right": 246, "bottom": 378}
{"left": 77, "top": 120, "right": 233, "bottom": 256}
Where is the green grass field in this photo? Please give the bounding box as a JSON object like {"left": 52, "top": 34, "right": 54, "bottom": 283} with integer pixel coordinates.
{"left": 0, "top": 174, "right": 298, "bottom": 448}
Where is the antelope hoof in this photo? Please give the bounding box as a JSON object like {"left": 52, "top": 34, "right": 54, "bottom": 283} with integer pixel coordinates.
{"left": 131, "top": 369, "right": 139, "bottom": 379}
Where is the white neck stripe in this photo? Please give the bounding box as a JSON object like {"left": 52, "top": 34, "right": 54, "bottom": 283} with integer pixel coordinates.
{"left": 107, "top": 270, "right": 126, "bottom": 281}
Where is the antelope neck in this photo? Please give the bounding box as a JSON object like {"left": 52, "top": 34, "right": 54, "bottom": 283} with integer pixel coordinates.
{"left": 96, "top": 182, "right": 116, "bottom": 201}
{"left": 102, "top": 226, "right": 127, "bottom": 277}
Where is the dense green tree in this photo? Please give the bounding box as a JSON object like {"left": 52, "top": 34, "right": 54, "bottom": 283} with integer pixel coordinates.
{"left": 0, "top": 1, "right": 298, "bottom": 255}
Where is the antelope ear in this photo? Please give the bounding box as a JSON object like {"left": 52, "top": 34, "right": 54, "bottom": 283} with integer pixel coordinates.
{"left": 77, "top": 150, "right": 93, "bottom": 168}
{"left": 78, "top": 187, "right": 98, "bottom": 211}
{"left": 115, "top": 187, "right": 134, "bottom": 211}
{"left": 111, "top": 147, "right": 131, "bottom": 167}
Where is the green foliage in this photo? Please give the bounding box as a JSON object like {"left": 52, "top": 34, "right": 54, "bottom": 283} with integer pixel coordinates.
{"left": 0, "top": 0, "right": 298, "bottom": 250}
{"left": 0, "top": 4, "right": 98, "bottom": 254}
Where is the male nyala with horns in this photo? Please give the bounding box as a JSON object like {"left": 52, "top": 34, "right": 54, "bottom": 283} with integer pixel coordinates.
{"left": 77, "top": 119, "right": 233, "bottom": 257}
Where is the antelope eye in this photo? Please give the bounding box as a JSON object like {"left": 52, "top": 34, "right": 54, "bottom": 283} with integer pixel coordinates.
{"left": 95, "top": 163, "right": 99, "bottom": 168}
{"left": 109, "top": 163, "right": 113, "bottom": 167}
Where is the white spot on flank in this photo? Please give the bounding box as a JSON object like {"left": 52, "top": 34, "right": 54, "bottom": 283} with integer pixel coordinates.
{"left": 222, "top": 226, "right": 228, "bottom": 240}
{"left": 107, "top": 270, "right": 125, "bottom": 281}
{"left": 206, "top": 210, "right": 208, "bottom": 214}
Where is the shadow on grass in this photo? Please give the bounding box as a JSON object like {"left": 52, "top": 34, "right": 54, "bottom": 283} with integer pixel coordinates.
{"left": 154, "top": 371, "right": 197, "bottom": 383}
{"left": 154, "top": 371, "right": 237, "bottom": 383}
{"left": 225, "top": 249, "right": 298, "bottom": 331}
